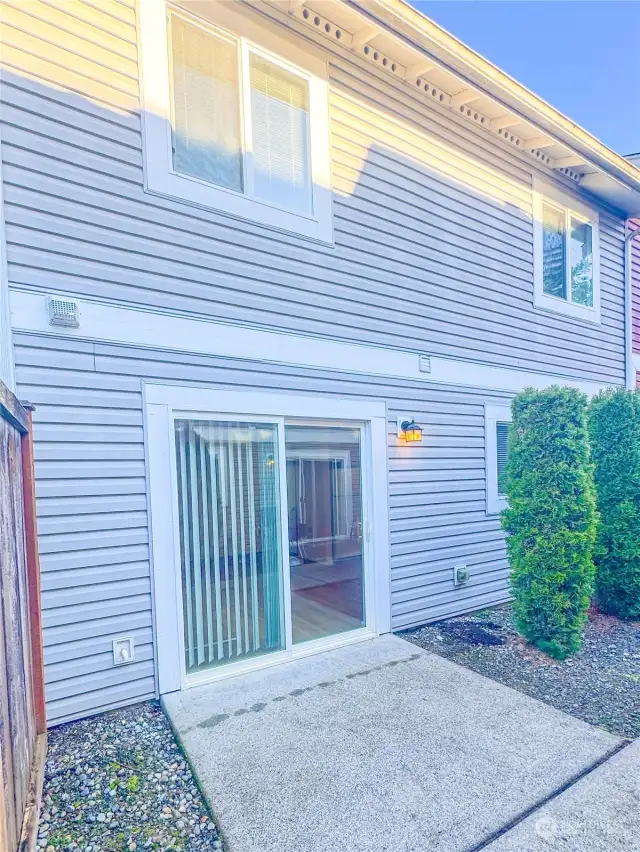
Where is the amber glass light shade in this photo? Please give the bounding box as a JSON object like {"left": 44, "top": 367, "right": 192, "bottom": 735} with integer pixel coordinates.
{"left": 401, "top": 420, "right": 422, "bottom": 442}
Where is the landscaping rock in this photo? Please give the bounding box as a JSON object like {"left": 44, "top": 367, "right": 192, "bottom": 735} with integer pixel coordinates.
{"left": 38, "top": 702, "right": 224, "bottom": 851}
{"left": 403, "top": 604, "right": 640, "bottom": 738}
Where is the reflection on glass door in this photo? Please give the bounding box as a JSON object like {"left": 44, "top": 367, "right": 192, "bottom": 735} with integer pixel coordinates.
{"left": 285, "top": 425, "right": 365, "bottom": 644}
{"left": 174, "top": 420, "right": 283, "bottom": 674}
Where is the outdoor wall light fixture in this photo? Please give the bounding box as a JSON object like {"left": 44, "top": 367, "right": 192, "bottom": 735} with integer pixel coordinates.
{"left": 399, "top": 419, "right": 423, "bottom": 443}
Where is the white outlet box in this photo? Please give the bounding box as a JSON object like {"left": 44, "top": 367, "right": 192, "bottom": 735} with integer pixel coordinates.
{"left": 113, "top": 637, "right": 135, "bottom": 666}
{"left": 453, "top": 565, "right": 469, "bottom": 587}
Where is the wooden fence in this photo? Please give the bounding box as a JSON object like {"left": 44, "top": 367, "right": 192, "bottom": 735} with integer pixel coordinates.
{"left": 0, "top": 381, "right": 46, "bottom": 852}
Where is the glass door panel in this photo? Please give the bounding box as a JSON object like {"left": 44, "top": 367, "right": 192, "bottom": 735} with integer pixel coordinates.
{"left": 285, "top": 425, "right": 365, "bottom": 644}
{"left": 174, "top": 419, "right": 284, "bottom": 674}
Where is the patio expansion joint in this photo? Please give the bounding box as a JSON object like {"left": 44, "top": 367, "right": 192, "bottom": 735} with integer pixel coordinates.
{"left": 465, "top": 738, "right": 632, "bottom": 852}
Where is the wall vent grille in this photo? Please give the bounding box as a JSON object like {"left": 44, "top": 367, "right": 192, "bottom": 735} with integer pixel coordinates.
{"left": 47, "top": 297, "right": 79, "bottom": 328}
{"left": 413, "top": 77, "right": 448, "bottom": 106}
{"left": 294, "top": 5, "right": 352, "bottom": 46}
{"left": 360, "top": 43, "right": 404, "bottom": 78}
{"left": 557, "top": 167, "right": 582, "bottom": 183}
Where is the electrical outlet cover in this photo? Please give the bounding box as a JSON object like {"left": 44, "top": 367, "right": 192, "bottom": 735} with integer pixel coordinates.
{"left": 453, "top": 564, "right": 469, "bottom": 586}
{"left": 113, "top": 637, "right": 135, "bottom": 666}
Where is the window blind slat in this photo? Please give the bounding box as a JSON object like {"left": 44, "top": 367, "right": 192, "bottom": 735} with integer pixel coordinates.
{"left": 170, "top": 14, "right": 243, "bottom": 191}
{"left": 250, "top": 54, "right": 311, "bottom": 213}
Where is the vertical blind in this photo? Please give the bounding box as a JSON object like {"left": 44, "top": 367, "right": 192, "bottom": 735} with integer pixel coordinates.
{"left": 169, "top": 14, "right": 243, "bottom": 191}
{"left": 174, "top": 420, "right": 283, "bottom": 673}
{"left": 249, "top": 54, "right": 311, "bottom": 213}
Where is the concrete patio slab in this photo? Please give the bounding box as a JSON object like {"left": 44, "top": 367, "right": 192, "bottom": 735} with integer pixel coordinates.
{"left": 485, "top": 739, "right": 640, "bottom": 852}
{"left": 163, "top": 635, "right": 621, "bottom": 852}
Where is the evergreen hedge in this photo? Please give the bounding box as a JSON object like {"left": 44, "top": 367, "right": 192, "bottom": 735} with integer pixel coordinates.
{"left": 501, "top": 387, "right": 597, "bottom": 659}
{"left": 588, "top": 389, "right": 640, "bottom": 620}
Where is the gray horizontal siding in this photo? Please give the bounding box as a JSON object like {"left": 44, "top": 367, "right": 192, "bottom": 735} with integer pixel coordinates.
{"left": 0, "top": 0, "right": 626, "bottom": 384}
{"left": 15, "top": 332, "right": 517, "bottom": 724}
{"left": 13, "top": 331, "right": 150, "bottom": 724}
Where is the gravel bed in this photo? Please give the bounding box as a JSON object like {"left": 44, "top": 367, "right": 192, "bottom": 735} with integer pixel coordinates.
{"left": 37, "top": 701, "right": 223, "bottom": 852}
{"left": 403, "top": 605, "right": 640, "bottom": 739}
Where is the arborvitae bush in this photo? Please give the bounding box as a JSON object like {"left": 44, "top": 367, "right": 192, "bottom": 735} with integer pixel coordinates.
{"left": 501, "top": 387, "right": 597, "bottom": 659}
{"left": 589, "top": 389, "right": 640, "bottom": 620}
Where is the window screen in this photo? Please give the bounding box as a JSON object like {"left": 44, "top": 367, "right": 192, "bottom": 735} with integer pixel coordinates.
{"left": 496, "top": 422, "right": 509, "bottom": 497}
{"left": 250, "top": 54, "right": 311, "bottom": 214}
{"left": 170, "top": 14, "right": 243, "bottom": 192}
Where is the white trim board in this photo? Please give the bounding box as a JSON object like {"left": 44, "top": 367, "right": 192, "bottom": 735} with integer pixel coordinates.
{"left": 10, "top": 288, "right": 618, "bottom": 396}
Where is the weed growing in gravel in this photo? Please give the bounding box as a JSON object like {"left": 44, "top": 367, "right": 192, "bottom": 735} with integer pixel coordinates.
{"left": 127, "top": 775, "right": 141, "bottom": 794}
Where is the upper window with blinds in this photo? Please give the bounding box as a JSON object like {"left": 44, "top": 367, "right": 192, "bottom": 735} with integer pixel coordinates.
{"left": 533, "top": 179, "right": 600, "bottom": 324}
{"left": 138, "top": 2, "right": 332, "bottom": 242}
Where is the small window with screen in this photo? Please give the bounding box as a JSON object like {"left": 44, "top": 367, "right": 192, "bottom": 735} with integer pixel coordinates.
{"left": 496, "top": 421, "right": 509, "bottom": 497}
{"left": 486, "top": 405, "right": 512, "bottom": 514}
{"left": 534, "top": 180, "right": 599, "bottom": 324}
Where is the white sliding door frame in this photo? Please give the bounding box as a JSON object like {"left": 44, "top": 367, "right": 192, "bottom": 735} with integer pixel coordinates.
{"left": 144, "top": 383, "right": 391, "bottom": 694}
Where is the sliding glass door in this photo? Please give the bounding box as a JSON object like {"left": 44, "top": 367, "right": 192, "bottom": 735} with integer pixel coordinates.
{"left": 285, "top": 425, "right": 365, "bottom": 644}
{"left": 174, "top": 420, "right": 284, "bottom": 674}
{"left": 173, "top": 417, "right": 367, "bottom": 678}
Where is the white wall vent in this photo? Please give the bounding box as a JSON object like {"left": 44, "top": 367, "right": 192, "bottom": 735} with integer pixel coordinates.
{"left": 113, "top": 637, "right": 135, "bottom": 665}
{"left": 48, "top": 297, "right": 79, "bottom": 328}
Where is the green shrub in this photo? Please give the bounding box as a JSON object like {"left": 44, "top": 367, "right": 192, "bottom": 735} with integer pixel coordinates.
{"left": 588, "top": 388, "right": 640, "bottom": 620}
{"left": 501, "top": 387, "right": 597, "bottom": 659}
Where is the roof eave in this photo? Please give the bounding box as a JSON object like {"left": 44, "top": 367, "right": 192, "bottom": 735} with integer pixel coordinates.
{"left": 349, "top": 0, "right": 640, "bottom": 216}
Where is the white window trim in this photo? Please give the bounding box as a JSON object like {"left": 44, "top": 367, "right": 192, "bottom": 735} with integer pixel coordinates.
{"left": 485, "top": 403, "right": 511, "bottom": 515}
{"left": 137, "top": 0, "right": 333, "bottom": 243}
{"left": 532, "top": 177, "right": 601, "bottom": 324}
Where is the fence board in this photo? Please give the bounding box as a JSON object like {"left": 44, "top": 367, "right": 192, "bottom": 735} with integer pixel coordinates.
{"left": 0, "top": 381, "right": 43, "bottom": 851}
